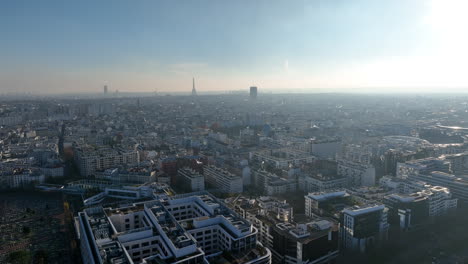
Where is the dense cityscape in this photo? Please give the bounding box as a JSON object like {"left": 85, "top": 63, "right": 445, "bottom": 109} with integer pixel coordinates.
{"left": 3, "top": 1, "right": 468, "bottom": 263}
{"left": 2, "top": 88, "right": 468, "bottom": 264}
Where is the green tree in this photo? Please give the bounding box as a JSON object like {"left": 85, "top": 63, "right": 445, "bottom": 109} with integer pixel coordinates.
{"left": 33, "top": 250, "right": 48, "bottom": 264}
{"left": 7, "top": 251, "right": 31, "bottom": 264}
{"left": 22, "top": 226, "right": 31, "bottom": 234}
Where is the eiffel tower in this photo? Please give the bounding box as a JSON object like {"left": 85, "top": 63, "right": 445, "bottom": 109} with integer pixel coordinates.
{"left": 191, "top": 77, "right": 197, "bottom": 96}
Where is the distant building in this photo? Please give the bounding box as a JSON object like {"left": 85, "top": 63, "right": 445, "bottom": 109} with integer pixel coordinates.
{"left": 253, "top": 170, "right": 297, "bottom": 195}
{"left": 380, "top": 176, "right": 458, "bottom": 227}
{"left": 103, "top": 85, "right": 108, "bottom": 95}
{"left": 73, "top": 145, "right": 138, "bottom": 177}
{"left": 396, "top": 157, "right": 468, "bottom": 202}
{"left": 250, "top": 148, "right": 315, "bottom": 169}
{"left": 310, "top": 138, "right": 342, "bottom": 159}
{"left": 0, "top": 168, "right": 45, "bottom": 189}
{"left": 410, "top": 171, "right": 468, "bottom": 202}
{"left": 396, "top": 157, "right": 450, "bottom": 179}
{"left": 160, "top": 157, "right": 178, "bottom": 184}
{"left": 337, "top": 159, "right": 376, "bottom": 187}
{"left": 250, "top": 86, "right": 258, "bottom": 99}
{"left": 240, "top": 127, "right": 258, "bottom": 146}
{"left": 203, "top": 165, "right": 243, "bottom": 193}
{"left": 298, "top": 173, "right": 347, "bottom": 193}
{"left": 178, "top": 167, "right": 205, "bottom": 192}
{"left": 95, "top": 166, "right": 156, "bottom": 185}
{"left": 192, "top": 77, "right": 197, "bottom": 96}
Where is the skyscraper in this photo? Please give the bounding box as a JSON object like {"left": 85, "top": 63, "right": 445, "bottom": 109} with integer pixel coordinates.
{"left": 192, "top": 77, "right": 197, "bottom": 96}
{"left": 250, "top": 86, "right": 258, "bottom": 99}
{"left": 103, "top": 85, "right": 108, "bottom": 95}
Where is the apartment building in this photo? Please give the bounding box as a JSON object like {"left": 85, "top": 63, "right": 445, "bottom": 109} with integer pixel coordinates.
{"left": 203, "top": 165, "right": 243, "bottom": 193}
{"left": 178, "top": 167, "right": 205, "bottom": 192}
{"left": 337, "top": 159, "right": 376, "bottom": 187}
{"left": 74, "top": 144, "right": 138, "bottom": 177}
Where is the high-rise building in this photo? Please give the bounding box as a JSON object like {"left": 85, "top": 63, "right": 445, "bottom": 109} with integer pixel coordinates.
{"left": 339, "top": 204, "right": 389, "bottom": 252}
{"left": 250, "top": 86, "right": 258, "bottom": 99}
{"left": 103, "top": 85, "right": 108, "bottom": 95}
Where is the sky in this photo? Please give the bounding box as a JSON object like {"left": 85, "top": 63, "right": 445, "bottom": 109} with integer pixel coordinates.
{"left": 1, "top": 0, "right": 468, "bottom": 94}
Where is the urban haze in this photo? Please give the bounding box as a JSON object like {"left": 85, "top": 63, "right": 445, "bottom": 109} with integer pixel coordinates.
{"left": 2, "top": 1, "right": 468, "bottom": 264}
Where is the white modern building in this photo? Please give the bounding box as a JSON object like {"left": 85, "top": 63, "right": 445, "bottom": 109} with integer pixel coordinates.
{"left": 77, "top": 192, "right": 271, "bottom": 264}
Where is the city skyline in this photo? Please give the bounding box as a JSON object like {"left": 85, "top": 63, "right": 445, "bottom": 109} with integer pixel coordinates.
{"left": 2, "top": 0, "right": 468, "bottom": 94}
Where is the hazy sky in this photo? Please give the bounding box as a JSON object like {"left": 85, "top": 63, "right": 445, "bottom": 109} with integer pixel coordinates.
{"left": 1, "top": 0, "right": 468, "bottom": 94}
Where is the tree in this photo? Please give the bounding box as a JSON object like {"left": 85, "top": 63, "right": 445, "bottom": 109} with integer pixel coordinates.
{"left": 7, "top": 251, "right": 31, "bottom": 264}
{"left": 33, "top": 250, "right": 48, "bottom": 264}
{"left": 22, "top": 226, "right": 31, "bottom": 234}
